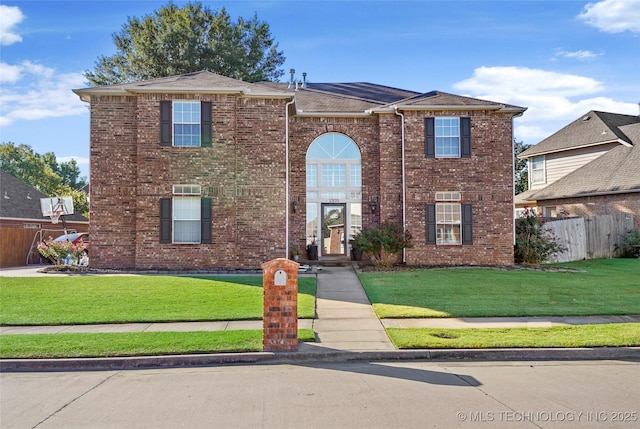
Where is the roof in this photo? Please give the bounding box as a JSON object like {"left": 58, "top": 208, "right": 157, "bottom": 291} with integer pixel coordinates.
{"left": 521, "top": 122, "right": 640, "bottom": 201}
{"left": 75, "top": 70, "right": 526, "bottom": 115}
{"left": 0, "top": 170, "right": 89, "bottom": 222}
{"left": 520, "top": 111, "right": 639, "bottom": 158}
{"left": 74, "top": 70, "right": 292, "bottom": 100}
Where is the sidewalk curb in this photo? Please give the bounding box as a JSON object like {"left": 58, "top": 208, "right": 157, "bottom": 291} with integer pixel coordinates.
{"left": 3, "top": 347, "right": 639, "bottom": 372}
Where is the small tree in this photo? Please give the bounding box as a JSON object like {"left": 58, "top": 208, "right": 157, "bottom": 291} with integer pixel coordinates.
{"left": 616, "top": 227, "right": 640, "bottom": 258}
{"left": 515, "top": 208, "right": 566, "bottom": 264}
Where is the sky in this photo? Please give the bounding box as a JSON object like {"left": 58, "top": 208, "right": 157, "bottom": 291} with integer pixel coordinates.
{"left": 1, "top": 0, "right": 639, "bottom": 181}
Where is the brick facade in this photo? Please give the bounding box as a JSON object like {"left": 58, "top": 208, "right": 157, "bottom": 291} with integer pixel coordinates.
{"left": 537, "top": 193, "right": 640, "bottom": 218}
{"left": 82, "top": 73, "right": 520, "bottom": 270}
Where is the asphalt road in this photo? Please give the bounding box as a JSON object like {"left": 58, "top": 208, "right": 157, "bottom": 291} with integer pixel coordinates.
{"left": 2, "top": 360, "right": 639, "bottom": 428}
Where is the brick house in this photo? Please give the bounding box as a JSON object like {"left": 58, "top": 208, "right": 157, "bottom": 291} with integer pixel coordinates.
{"left": 516, "top": 111, "right": 640, "bottom": 217}
{"left": 73, "top": 70, "right": 525, "bottom": 270}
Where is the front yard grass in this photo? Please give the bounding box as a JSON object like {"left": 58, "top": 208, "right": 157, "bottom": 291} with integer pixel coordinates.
{"left": 0, "top": 275, "right": 316, "bottom": 325}
{"left": 359, "top": 259, "right": 640, "bottom": 319}
{"left": 0, "top": 329, "right": 317, "bottom": 359}
{"left": 387, "top": 324, "right": 640, "bottom": 349}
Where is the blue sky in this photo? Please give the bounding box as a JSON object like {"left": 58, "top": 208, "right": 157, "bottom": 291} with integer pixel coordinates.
{"left": 1, "top": 0, "right": 639, "bottom": 181}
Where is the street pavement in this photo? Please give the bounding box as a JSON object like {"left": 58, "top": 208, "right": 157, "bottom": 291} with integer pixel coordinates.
{"left": 2, "top": 360, "right": 639, "bottom": 428}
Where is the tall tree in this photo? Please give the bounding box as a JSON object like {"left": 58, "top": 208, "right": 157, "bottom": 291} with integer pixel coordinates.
{"left": 0, "top": 143, "right": 89, "bottom": 216}
{"left": 84, "top": 3, "right": 285, "bottom": 86}
{"left": 514, "top": 139, "right": 531, "bottom": 195}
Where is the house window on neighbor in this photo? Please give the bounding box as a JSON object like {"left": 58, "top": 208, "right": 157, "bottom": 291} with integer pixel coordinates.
{"left": 436, "top": 203, "right": 462, "bottom": 245}
{"left": 173, "top": 101, "right": 201, "bottom": 147}
{"left": 531, "top": 156, "right": 545, "bottom": 184}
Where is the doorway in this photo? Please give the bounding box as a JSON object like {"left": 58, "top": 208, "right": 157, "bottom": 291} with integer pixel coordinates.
{"left": 321, "top": 204, "right": 346, "bottom": 256}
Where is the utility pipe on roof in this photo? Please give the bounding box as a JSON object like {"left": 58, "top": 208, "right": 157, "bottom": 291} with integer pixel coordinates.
{"left": 394, "top": 106, "right": 407, "bottom": 264}
{"left": 285, "top": 98, "right": 295, "bottom": 259}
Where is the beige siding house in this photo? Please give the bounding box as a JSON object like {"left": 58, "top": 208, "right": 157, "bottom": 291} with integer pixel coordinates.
{"left": 516, "top": 111, "right": 640, "bottom": 217}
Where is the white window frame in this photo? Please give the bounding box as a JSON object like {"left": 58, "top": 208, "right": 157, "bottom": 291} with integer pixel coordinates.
{"left": 173, "top": 101, "right": 201, "bottom": 147}
{"left": 436, "top": 202, "right": 462, "bottom": 245}
{"left": 435, "top": 117, "right": 461, "bottom": 158}
{"left": 530, "top": 156, "right": 545, "bottom": 185}
{"left": 172, "top": 185, "right": 201, "bottom": 244}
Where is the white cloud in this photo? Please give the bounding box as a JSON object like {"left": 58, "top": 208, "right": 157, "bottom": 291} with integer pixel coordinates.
{"left": 578, "top": 0, "right": 640, "bottom": 33}
{"left": 554, "top": 49, "right": 601, "bottom": 61}
{"left": 454, "top": 66, "right": 639, "bottom": 143}
{"left": 0, "top": 5, "right": 25, "bottom": 45}
{"left": 0, "top": 62, "right": 87, "bottom": 127}
{"left": 58, "top": 156, "right": 90, "bottom": 170}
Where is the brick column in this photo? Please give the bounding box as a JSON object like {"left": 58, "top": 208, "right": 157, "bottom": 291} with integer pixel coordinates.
{"left": 261, "top": 258, "right": 299, "bottom": 352}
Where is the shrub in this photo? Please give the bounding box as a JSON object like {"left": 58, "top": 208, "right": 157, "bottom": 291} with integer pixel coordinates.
{"left": 617, "top": 227, "right": 640, "bottom": 258}
{"left": 514, "top": 208, "right": 566, "bottom": 264}
{"left": 38, "top": 236, "right": 87, "bottom": 265}
{"left": 351, "top": 223, "right": 413, "bottom": 269}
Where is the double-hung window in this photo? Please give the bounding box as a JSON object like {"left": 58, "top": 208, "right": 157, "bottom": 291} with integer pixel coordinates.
{"left": 530, "top": 156, "right": 545, "bottom": 185}
{"left": 425, "top": 117, "right": 472, "bottom": 158}
{"left": 426, "top": 193, "right": 473, "bottom": 245}
{"left": 160, "top": 185, "right": 212, "bottom": 244}
{"left": 160, "top": 101, "right": 212, "bottom": 147}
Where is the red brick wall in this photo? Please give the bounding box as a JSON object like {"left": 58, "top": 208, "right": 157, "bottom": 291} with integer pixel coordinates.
{"left": 89, "top": 93, "right": 517, "bottom": 269}
{"left": 89, "top": 94, "right": 288, "bottom": 270}
{"left": 398, "top": 110, "right": 515, "bottom": 266}
{"left": 539, "top": 194, "right": 640, "bottom": 218}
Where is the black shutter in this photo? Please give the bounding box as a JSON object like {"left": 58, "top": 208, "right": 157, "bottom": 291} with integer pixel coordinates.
{"left": 425, "top": 117, "right": 435, "bottom": 158}
{"left": 461, "top": 117, "right": 471, "bottom": 158}
{"left": 462, "top": 203, "right": 473, "bottom": 244}
{"left": 201, "top": 197, "right": 212, "bottom": 244}
{"left": 426, "top": 204, "right": 436, "bottom": 244}
{"left": 160, "top": 198, "right": 172, "bottom": 243}
{"left": 160, "top": 101, "right": 172, "bottom": 146}
{"left": 201, "top": 102, "right": 212, "bottom": 147}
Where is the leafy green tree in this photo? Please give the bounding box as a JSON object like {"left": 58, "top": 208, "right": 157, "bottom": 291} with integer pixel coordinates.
{"left": 514, "top": 139, "right": 530, "bottom": 194}
{"left": 515, "top": 208, "right": 566, "bottom": 264}
{"left": 0, "top": 143, "right": 89, "bottom": 217}
{"left": 84, "top": 3, "right": 285, "bottom": 86}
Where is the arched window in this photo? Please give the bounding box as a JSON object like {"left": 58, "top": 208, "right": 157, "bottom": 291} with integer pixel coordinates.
{"left": 306, "top": 133, "right": 362, "bottom": 257}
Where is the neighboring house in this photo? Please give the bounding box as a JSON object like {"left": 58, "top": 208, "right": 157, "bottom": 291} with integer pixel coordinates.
{"left": 0, "top": 170, "right": 89, "bottom": 267}
{"left": 73, "top": 70, "right": 525, "bottom": 270}
{"left": 516, "top": 111, "right": 640, "bottom": 217}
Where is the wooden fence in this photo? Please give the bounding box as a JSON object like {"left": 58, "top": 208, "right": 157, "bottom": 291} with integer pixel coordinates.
{"left": 0, "top": 226, "right": 77, "bottom": 268}
{"left": 544, "top": 214, "right": 636, "bottom": 263}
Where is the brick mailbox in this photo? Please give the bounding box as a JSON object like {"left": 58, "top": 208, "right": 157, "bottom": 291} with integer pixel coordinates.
{"left": 261, "top": 258, "right": 299, "bottom": 352}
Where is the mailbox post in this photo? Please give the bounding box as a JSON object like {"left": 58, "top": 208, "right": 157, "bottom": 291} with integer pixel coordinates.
{"left": 261, "top": 258, "right": 299, "bottom": 352}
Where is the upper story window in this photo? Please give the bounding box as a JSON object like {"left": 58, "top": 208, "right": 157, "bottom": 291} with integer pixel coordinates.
{"left": 160, "top": 101, "right": 212, "bottom": 147}
{"left": 530, "top": 156, "right": 545, "bottom": 185}
{"left": 173, "top": 102, "right": 201, "bottom": 147}
{"left": 425, "top": 117, "right": 472, "bottom": 158}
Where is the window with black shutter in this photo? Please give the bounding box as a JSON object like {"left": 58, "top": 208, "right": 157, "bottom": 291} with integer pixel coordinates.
{"left": 424, "top": 117, "right": 471, "bottom": 158}
{"left": 159, "top": 101, "right": 212, "bottom": 147}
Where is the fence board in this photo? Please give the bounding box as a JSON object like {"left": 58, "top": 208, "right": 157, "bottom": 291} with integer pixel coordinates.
{"left": 543, "top": 214, "right": 635, "bottom": 262}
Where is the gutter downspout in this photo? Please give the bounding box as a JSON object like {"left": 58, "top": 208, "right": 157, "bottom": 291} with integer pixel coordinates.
{"left": 285, "top": 98, "right": 295, "bottom": 259}
{"left": 394, "top": 106, "right": 407, "bottom": 264}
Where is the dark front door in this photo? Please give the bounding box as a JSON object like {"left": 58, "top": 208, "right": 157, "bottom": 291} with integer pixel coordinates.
{"left": 321, "top": 204, "right": 346, "bottom": 256}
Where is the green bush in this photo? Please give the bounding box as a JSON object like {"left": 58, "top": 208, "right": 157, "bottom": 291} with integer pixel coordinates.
{"left": 350, "top": 223, "right": 413, "bottom": 269}
{"left": 617, "top": 227, "right": 640, "bottom": 258}
{"left": 514, "top": 208, "right": 566, "bottom": 264}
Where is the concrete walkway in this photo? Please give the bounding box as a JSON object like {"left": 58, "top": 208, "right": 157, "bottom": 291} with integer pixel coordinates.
{"left": 303, "top": 266, "right": 395, "bottom": 352}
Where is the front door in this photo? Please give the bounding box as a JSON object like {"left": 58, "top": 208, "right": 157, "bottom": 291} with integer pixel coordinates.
{"left": 321, "top": 204, "right": 346, "bottom": 256}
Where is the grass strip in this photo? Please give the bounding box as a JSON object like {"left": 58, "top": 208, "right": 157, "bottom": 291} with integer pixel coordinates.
{"left": 386, "top": 323, "right": 640, "bottom": 349}
{"left": 360, "top": 259, "right": 640, "bottom": 318}
{"left": 0, "top": 276, "right": 316, "bottom": 325}
{"left": 0, "top": 329, "right": 317, "bottom": 359}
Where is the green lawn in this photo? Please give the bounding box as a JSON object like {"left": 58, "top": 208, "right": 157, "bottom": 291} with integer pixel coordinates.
{"left": 0, "top": 275, "right": 316, "bottom": 325}
{"left": 0, "top": 329, "right": 317, "bottom": 359}
{"left": 359, "top": 259, "right": 640, "bottom": 318}
{"left": 387, "top": 324, "right": 640, "bottom": 349}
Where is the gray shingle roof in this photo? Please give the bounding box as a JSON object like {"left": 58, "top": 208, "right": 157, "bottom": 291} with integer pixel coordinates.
{"left": 520, "top": 111, "right": 639, "bottom": 158}
{"left": 0, "top": 170, "right": 88, "bottom": 222}
{"left": 526, "top": 122, "right": 640, "bottom": 201}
